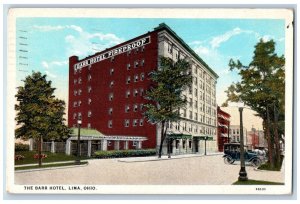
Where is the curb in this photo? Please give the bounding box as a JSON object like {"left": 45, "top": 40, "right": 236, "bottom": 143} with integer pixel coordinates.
{"left": 15, "top": 160, "right": 89, "bottom": 167}
{"left": 15, "top": 162, "right": 89, "bottom": 173}
{"left": 118, "top": 153, "right": 223, "bottom": 163}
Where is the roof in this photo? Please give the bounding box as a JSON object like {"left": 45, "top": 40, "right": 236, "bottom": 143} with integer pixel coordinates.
{"left": 154, "top": 23, "right": 219, "bottom": 79}
{"left": 70, "top": 128, "right": 105, "bottom": 137}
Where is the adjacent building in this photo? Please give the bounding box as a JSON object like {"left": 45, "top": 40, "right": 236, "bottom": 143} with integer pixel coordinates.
{"left": 217, "top": 106, "right": 230, "bottom": 152}
{"left": 68, "top": 23, "right": 219, "bottom": 155}
{"left": 229, "top": 125, "right": 247, "bottom": 146}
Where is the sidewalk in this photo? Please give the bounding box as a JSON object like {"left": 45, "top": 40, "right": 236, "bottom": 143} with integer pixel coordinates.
{"left": 15, "top": 160, "right": 89, "bottom": 167}
{"left": 117, "top": 152, "right": 223, "bottom": 162}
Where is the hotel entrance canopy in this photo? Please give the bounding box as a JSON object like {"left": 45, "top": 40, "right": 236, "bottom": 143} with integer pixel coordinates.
{"left": 193, "top": 135, "right": 214, "bottom": 141}
{"left": 167, "top": 134, "right": 192, "bottom": 139}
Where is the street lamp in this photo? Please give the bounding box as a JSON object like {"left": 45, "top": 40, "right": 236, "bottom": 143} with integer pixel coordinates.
{"left": 75, "top": 117, "right": 82, "bottom": 165}
{"left": 238, "top": 103, "right": 248, "bottom": 181}
{"left": 204, "top": 136, "right": 208, "bottom": 155}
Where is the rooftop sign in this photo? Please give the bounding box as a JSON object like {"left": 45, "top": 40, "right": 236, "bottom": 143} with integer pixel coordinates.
{"left": 74, "top": 36, "right": 151, "bottom": 70}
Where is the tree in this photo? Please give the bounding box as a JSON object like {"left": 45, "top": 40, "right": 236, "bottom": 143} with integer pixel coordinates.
{"left": 224, "top": 39, "right": 285, "bottom": 169}
{"left": 15, "top": 72, "right": 70, "bottom": 166}
{"left": 144, "top": 57, "right": 192, "bottom": 158}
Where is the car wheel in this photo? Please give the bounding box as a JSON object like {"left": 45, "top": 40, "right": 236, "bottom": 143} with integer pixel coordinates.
{"left": 224, "top": 156, "right": 233, "bottom": 164}
{"left": 251, "top": 158, "right": 261, "bottom": 167}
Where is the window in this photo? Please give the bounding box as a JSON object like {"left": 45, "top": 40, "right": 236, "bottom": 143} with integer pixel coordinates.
{"left": 189, "top": 111, "right": 192, "bottom": 119}
{"left": 125, "top": 105, "right": 130, "bottom": 113}
{"left": 88, "top": 86, "right": 92, "bottom": 93}
{"left": 124, "top": 119, "right": 130, "bottom": 127}
{"left": 183, "top": 109, "right": 186, "bottom": 117}
{"left": 141, "top": 46, "right": 145, "bottom": 52}
{"left": 87, "top": 123, "right": 91, "bottom": 128}
{"left": 127, "top": 50, "right": 131, "bottom": 56}
{"left": 78, "top": 100, "right": 82, "bottom": 107}
{"left": 126, "top": 90, "right": 130, "bottom": 98}
{"left": 88, "top": 98, "right": 92, "bottom": 105}
{"left": 126, "top": 76, "right": 131, "bottom": 84}
{"left": 88, "top": 74, "right": 92, "bottom": 81}
{"left": 135, "top": 47, "right": 139, "bottom": 54}
{"left": 74, "top": 90, "right": 77, "bottom": 96}
{"left": 168, "top": 43, "right": 172, "bottom": 54}
{"left": 189, "top": 86, "right": 192, "bottom": 94}
{"left": 134, "top": 75, "right": 139, "bottom": 82}
{"left": 134, "top": 61, "right": 139, "bottom": 68}
{"left": 108, "top": 120, "right": 113, "bottom": 128}
{"left": 73, "top": 113, "right": 77, "bottom": 119}
{"left": 132, "top": 141, "right": 138, "bottom": 146}
{"left": 110, "top": 68, "right": 114, "bottom": 75}
{"left": 194, "top": 113, "right": 198, "bottom": 121}
{"left": 109, "top": 108, "right": 113, "bottom": 115}
{"left": 78, "top": 89, "right": 82, "bottom": 95}
{"left": 140, "top": 59, "right": 145, "bottom": 66}
{"left": 78, "top": 77, "right": 82, "bottom": 84}
{"left": 140, "top": 119, "right": 144, "bottom": 126}
{"left": 127, "top": 63, "right": 131, "bottom": 70}
{"left": 78, "top": 112, "right": 82, "bottom": 118}
{"left": 74, "top": 79, "right": 77, "bottom": 84}
{"left": 110, "top": 56, "right": 114, "bottom": 62}
{"left": 109, "top": 93, "right": 114, "bottom": 101}
{"left": 140, "top": 73, "right": 145, "bottom": 81}
{"left": 133, "top": 119, "right": 138, "bottom": 127}
{"left": 134, "top": 89, "right": 138, "bottom": 97}
{"left": 189, "top": 98, "right": 193, "bottom": 107}
{"left": 194, "top": 100, "right": 198, "bottom": 108}
{"left": 133, "top": 104, "right": 138, "bottom": 112}
{"left": 140, "top": 88, "right": 144, "bottom": 96}
{"left": 195, "top": 88, "right": 198, "bottom": 97}
{"left": 88, "top": 111, "right": 92, "bottom": 117}
{"left": 110, "top": 81, "right": 114, "bottom": 88}
{"left": 140, "top": 104, "right": 144, "bottom": 111}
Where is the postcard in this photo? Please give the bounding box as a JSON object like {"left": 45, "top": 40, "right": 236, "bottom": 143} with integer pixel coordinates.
{"left": 6, "top": 8, "right": 293, "bottom": 195}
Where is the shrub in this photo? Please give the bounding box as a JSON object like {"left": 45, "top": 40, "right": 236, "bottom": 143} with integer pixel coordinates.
{"left": 15, "top": 143, "right": 29, "bottom": 151}
{"left": 15, "top": 155, "right": 25, "bottom": 160}
{"left": 94, "top": 149, "right": 156, "bottom": 159}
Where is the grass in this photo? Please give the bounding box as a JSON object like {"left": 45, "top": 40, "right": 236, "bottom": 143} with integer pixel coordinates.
{"left": 258, "top": 155, "right": 284, "bottom": 171}
{"left": 15, "top": 161, "right": 88, "bottom": 171}
{"left": 15, "top": 151, "right": 90, "bottom": 165}
{"left": 233, "top": 179, "right": 284, "bottom": 185}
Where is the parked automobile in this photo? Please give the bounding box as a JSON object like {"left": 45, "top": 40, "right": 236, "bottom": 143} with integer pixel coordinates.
{"left": 223, "top": 143, "right": 262, "bottom": 167}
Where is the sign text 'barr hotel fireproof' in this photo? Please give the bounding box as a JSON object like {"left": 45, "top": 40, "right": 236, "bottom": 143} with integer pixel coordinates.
{"left": 74, "top": 36, "right": 151, "bottom": 69}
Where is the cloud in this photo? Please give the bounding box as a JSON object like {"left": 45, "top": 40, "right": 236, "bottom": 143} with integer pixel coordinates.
{"left": 45, "top": 70, "right": 57, "bottom": 78}
{"left": 33, "top": 24, "right": 125, "bottom": 58}
{"left": 41, "top": 61, "right": 49, "bottom": 69}
{"left": 65, "top": 29, "right": 124, "bottom": 57}
{"left": 42, "top": 60, "right": 68, "bottom": 69}
{"left": 210, "top": 27, "right": 242, "bottom": 49}
{"left": 33, "top": 25, "right": 83, "bottom": 33}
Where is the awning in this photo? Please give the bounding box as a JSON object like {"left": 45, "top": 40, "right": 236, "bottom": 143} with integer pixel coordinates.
{"left": 193, "top": 135, "right": 214, "bottom": 141}
{"left": 167, "top": 134, "right": 192, "bottom": 139}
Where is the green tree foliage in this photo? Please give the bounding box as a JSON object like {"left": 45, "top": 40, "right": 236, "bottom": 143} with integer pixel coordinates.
{"left": 15, "top": 72, "right": 70, "bottom": 166}
{"left": 144, "top": 57, "right": 192, "bottom": 158}
{"left": 224, "top": 39, "right": 285, "bottom": 168}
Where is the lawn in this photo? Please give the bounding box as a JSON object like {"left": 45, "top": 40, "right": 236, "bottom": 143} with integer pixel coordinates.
{"left": 233, "top": 179, "right": 284, "bottom": 185}
{"left": 15, "top": 161, "right": 88, "bottom": 171}
{"left": 15, "top": 151, "right": 89, "bottom": 165}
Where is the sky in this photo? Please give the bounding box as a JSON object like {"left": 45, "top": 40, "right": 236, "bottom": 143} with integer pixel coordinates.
{"left": 15, "top": 18, "right": 285, "bottom": 107}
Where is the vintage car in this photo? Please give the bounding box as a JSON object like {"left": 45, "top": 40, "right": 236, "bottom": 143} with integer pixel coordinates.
{"left": 223, "top": 143, "right": 262, "bottom": 167}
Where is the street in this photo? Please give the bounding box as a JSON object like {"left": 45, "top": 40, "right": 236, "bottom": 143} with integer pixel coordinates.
{"left": 15, "top": 154, "right": 284, "bottom": 185}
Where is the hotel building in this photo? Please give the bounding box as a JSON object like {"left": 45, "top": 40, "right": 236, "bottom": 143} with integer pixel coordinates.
{"left": 68, "top": 23, "right": 219, "bottom": 155}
